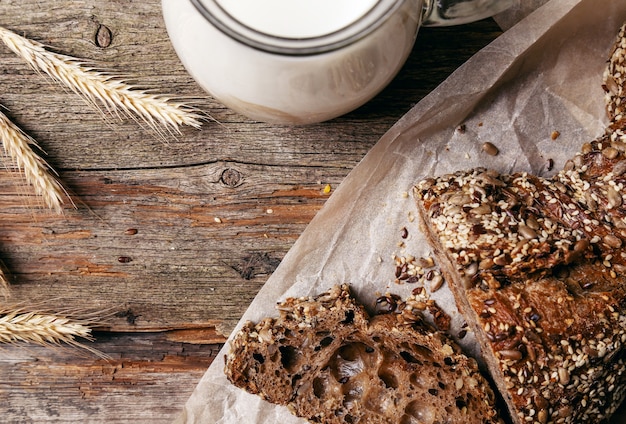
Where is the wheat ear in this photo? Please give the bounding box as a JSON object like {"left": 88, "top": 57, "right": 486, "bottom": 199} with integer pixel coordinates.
{"left": 0, "top": 306, "right": 105, "bottom": 356}
{"left": 0, "top": 109, "right": 66, "bottom": 213}
{"left": 0, "top": 25, "right": 203, "bottom": 135}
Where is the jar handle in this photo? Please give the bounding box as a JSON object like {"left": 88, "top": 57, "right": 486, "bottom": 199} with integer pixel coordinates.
{"left": 421, "top": 0, "right": 515, "bottom": 27}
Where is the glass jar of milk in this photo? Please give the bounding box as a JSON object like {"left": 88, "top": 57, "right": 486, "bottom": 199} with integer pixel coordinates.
{"left": 162, "top": 0, "right": 513, "bottom": 124}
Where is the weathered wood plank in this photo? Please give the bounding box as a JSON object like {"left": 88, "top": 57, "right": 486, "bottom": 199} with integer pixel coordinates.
{"left": 1, "top": 331, "right": 221, "bottom": 423}
{"left": 0, "top": 2, "right": 502, "bottom": 335}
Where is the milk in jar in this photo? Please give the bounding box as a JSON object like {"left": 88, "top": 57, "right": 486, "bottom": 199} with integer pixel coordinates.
{"left": 162, "top": 0, "right": 514, "bottom": 124}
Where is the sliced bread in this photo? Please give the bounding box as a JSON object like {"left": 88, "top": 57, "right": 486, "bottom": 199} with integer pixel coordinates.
{"left": 225, "top": 284, "right": 502, "bottom": 424}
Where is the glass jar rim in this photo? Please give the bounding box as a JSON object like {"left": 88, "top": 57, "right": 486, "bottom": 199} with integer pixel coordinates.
{"left": 190, "top": 0, "right": 410, "bottom": 55}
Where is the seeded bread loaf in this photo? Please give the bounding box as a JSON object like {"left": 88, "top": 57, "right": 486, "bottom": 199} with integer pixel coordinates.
{"left": 412, "top": 23, "right": 626, "bottom": 424}
{"left": 225, "top": 284, "right": 502, "bottom": 424}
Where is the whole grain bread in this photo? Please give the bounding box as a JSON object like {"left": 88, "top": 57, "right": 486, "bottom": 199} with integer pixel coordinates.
{"left": 225, "top": 284, "right": 502, "bottom": 424}
{"left": 412, "top": 22, "right": 626, "bottom": 424}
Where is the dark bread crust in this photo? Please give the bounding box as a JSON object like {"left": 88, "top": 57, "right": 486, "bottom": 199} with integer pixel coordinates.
{"left": 412, "top": 22, "right": 626, "bottom": 424}
{"left": 414, "top": 160, "right": 626, "bottom": 424}
{"left": 224, "top": 285, "right": 501, "bottom": 424}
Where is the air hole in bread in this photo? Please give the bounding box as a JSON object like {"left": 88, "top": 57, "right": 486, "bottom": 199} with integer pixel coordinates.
{"left": 342, "top": 310, "right": 355, "bottom": 324}
{"left": 398, "top": 415, "right": 417, "bottom": 424}
{"left": 413, "top": 344, "right": 434, "bottom": 360}
{"left": 329, "top": 344, "right": 366, "bottom": 381}
{"left": 319, "top": 336, "right": 334, "bottom": 348}
{"left": 252, "top": 353, "right": 265, "bottom": 364}
{"left": 279, "top": 345, "right": 298, "bottom": 372}
{"left": 409, "top": 373, "right": 425, "bottom": 389}
{"left": 312, "top": 376, "right": 326, "bottom": 399}
{"left": 400, "top": 351, "right": 420, "bottom": 364}
{"left": 400, "top": 342, "right": 433, "bottom": 364}
{"left": 337, "top": 343, "right": 363, "bottom": 361}
{"left": 403, "top": 399, "right": 435, "bottom": 423}
{"left": 291, "top": 374, "right": 302, "bottom": 387}
{"left": 378, "top": 369, "right": 399, "bottom": 389}
{"left": 314, "top": 334, "right": 334, "bottom": 351}
{"left": 342, "top": 380, "right": 364, "bottom": 409}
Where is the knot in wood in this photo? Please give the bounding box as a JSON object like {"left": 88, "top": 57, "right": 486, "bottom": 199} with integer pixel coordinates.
{"left": 95, "top": 24, "right": 112, "bottom": 48}
{"left": 221, "top": 168, "right": 242, "bottom": 187}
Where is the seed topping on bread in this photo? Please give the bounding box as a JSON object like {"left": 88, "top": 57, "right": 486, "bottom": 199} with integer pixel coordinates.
{"left": 412, "top": 23, "right": 626, "bottom": 424}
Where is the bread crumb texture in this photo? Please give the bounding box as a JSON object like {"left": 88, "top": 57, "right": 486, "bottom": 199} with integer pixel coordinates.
{"left": 225, "top": 285, "right": 502, "bottom": 424}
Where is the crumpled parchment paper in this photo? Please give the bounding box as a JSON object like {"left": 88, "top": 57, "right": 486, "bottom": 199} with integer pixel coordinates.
{"left": 176, "top": 0, "right": 626, "bottom": 422}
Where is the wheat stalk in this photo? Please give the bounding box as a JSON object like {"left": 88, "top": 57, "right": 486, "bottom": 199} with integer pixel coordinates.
{"left": 0, "top": 309, "right": 91, "bottom": 345}
{"left": 0, "top": 25, "right": 203, "bottom": 136}
{"left": 0, "top": 305, "right": 105, "bottom": 356}
{"left": 0, "top": 109, "right": 67, "bottom": 213}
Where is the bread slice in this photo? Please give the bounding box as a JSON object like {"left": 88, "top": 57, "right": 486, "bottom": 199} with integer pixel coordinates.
{"left": 412, "top": 23, "right": 626, "bottom": 424}
{"left": 224, "top": 284, "right": 502, "bottom": 423}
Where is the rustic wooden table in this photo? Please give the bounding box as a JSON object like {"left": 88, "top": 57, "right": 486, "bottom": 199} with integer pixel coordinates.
{"left": 0, "top": 2, "right": 509, "bottom": 422}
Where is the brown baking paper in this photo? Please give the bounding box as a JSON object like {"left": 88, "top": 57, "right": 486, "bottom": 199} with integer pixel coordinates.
{"left": 176, "top": 0, "right": 626, "bottom": 422}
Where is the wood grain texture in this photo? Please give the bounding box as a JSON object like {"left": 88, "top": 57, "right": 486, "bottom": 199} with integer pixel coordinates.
{"left": 0, "top": 1, "right": 502, "bottom": 334}
{"left": 0, "top": 0, "right": 504, "bottom": 422}
{"left": 2, "top": 331, "right": 220, "bottom": 423}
